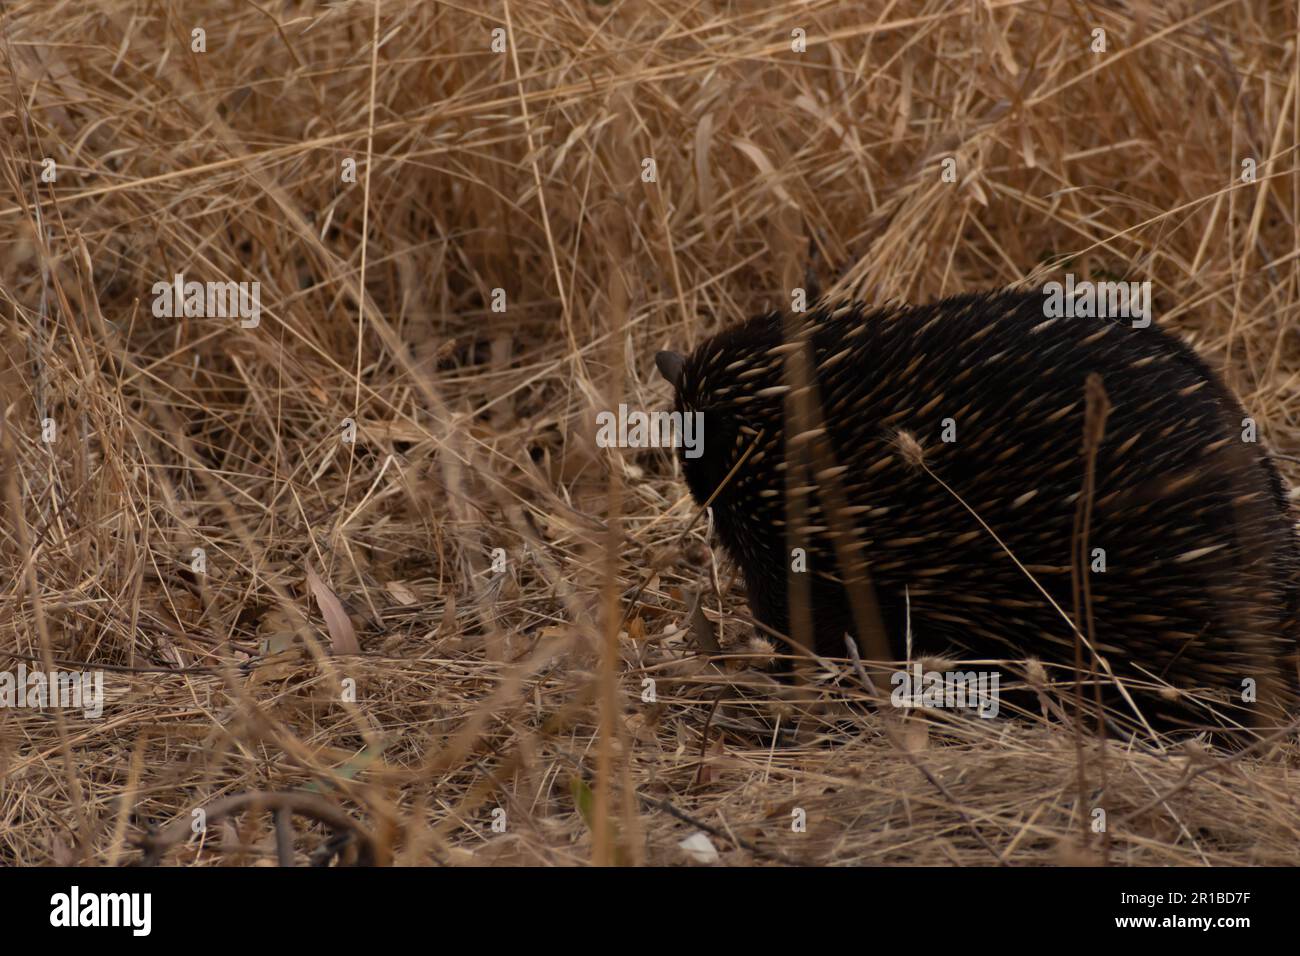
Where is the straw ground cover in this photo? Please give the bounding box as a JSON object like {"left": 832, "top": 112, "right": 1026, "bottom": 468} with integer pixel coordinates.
{"left": 1, "top": 0, "right": 1299, "bottom": 866}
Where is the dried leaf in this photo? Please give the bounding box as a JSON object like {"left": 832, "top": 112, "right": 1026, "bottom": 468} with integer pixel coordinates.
{"left": 694, "top": 112, "right": 714, "bottom": 222}
{"left": 306, "top": 564, "right": 360, "bottom": 654}
{"left": 901, "top": 716, "right": 930, "bottom": 754}
{"left": 385, "top": 580, "right": 419, "bottom": 606}
{"left": 733, "top": 139, "right": 796, "bottom": 208}
{"left": 437, "top": 592, "right": 457, "bottom": 637}
{"left": 686, "top": 590, "right": 720, "bottom": 654}
{"left": 678, "top": 832, "right": 719, "bottom": 865}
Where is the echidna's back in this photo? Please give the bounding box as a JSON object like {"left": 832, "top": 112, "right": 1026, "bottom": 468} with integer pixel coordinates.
{"left": 669, "top": 289, "right": 1299, "bottom": 735}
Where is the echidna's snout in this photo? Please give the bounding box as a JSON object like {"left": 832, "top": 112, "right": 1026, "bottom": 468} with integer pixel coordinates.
{"left": 655, "top": 350, "right": 685, "bottom": 390}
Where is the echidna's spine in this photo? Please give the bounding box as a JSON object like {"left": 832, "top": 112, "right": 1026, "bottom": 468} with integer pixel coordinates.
{"left": 663, "top": 288, "right": 1299, "bottom": 734}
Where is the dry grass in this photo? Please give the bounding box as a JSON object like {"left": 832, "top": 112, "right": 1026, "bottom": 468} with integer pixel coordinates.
{"left": 1, "top": 0, "right": 1299, "bottom": 867}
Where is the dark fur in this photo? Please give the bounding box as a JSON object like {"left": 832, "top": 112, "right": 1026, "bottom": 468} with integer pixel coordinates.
{"left": 662, "top": 289, "right": 1299, "bottom": 734}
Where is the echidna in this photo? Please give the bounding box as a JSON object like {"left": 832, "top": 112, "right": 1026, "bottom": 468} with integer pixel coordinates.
{"left": 657, "top": 288, "right": 1299, "bottom": 735}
